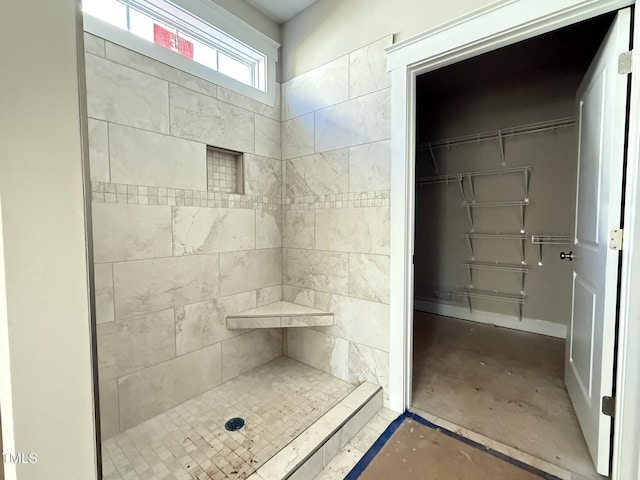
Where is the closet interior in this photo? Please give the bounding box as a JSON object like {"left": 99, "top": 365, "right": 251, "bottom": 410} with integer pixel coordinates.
{"left": 411, "top": 13, "right": 615, "bottom": 480}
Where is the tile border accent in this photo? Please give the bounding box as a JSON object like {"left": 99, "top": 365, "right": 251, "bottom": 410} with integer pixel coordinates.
{"left": 91, "top": 181, "right": 280, "bottom": 210}
{"left": 285, "top": 190, "right": 390, "bottom": 209}
{"left": 92, "top": 181, "right": 389, "bottom": 210}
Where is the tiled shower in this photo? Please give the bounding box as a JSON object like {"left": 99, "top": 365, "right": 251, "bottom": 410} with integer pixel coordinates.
{"left": 86, "top": 28, "right": 392, "bottom": 478}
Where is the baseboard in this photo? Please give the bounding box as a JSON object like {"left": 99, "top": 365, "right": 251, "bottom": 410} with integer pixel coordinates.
{"left": 413, "top": 299, "right": 567, "bottom": 339}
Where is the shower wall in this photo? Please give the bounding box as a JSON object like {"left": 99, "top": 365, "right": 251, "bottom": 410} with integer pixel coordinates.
{"left": 281, "top": 36, "right": 393, "bottom": 399}
{"left": 84, "top": 33, "right": 284, "bottom": 439}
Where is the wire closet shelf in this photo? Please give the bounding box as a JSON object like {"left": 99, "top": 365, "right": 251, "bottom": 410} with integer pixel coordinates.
{"left": 416, "top": 116, "right": 575, "bottom": 153}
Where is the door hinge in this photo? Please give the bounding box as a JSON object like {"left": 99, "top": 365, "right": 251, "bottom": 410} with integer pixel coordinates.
{"left": 609, "top": 229, "right": 624, "bottom": 251}
{"left": 602, "top": 396, "right": 616, "bottom": 417}
{"left": 618, "top": 50, "right": 633, "bottom": 75}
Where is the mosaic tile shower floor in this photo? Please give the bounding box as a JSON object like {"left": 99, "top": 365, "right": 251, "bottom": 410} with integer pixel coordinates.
{"left": 102, "top": 357, "right": 355, "bottom": 480}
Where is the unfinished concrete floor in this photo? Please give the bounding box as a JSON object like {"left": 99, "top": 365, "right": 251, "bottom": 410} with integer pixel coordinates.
{"left": 412, "top": 312, "right": 604, "bottom": 480}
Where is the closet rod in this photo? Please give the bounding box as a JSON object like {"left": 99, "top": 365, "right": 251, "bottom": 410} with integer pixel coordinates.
{"left": 417, "top": 116, "right": 575, "bottom": 152}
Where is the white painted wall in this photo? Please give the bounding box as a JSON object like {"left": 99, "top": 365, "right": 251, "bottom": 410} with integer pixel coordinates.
{"left": 0, "top": 1, "right": 98, "bottom": 479}
{"left": 213, "top": 0, "right": 280, "bottom": 42}
{"left": 280, "top": 0, "right": 500, "bottom": 80}
{"left": 210, "top": 0, "right": 281, "bottom": 81}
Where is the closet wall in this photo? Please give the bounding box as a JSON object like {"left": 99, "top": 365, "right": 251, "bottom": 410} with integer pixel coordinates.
{"left": 413, "top": 17, "right": 612, "bottom": 329}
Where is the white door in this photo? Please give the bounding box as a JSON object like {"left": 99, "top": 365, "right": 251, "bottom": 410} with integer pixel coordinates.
{"left": 566, "top": 8, "right": 630, "bottom": 475}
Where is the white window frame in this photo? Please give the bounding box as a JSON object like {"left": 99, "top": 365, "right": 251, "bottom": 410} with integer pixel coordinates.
{"left": 83, "top": 0, "right": 280, "bottom": 106}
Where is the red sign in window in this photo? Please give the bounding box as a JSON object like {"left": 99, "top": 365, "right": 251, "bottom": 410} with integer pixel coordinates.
{"left": 153, "top": 24, "right": 194, "bottom": 59}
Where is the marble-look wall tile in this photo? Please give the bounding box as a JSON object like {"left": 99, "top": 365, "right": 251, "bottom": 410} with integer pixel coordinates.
{"left": 211, "top": 291, "right": 258, "bottom": 341}
{"left": 221, "top": 329, "right": 282, "bottom": 382}
{"left": 286, "top": 149, "right": 349, "bottom": 196}
{"left": 175, "top": 301, "right": 215, "bottom": 356}
{"left": 349, "top": 140, "right": 391, "bottom": 192}
{"left": 255, "top": 115, "right": 281, "bottom": 159}
{"left": 257, "top": 285, "right": 283, "bottom": 306}
{"left": 97, "top": 309, "right": 175, "bottom": 383}
{"left": 349, "top": 254, "right": 390, "bottom": 304}
{"left": 217, "top": 83, "right": 281, "bottom": 122}
{"left": 84, "top": 32, "right": 105, "bottom": 57}
{"left": 315, "top": 292, "right": 390, "bottom": 352}
{"left": 350, "top": 88, "right": 391, "bottom": 146}
{"left": 315, "top": 207, "right": 390, "bottom": 255}
{"left": 118, "top": 344, "right": 222, "bottom": 429}
{"left": 283, "top": 285, "right": 316, "bottom": 308}
{"left": 98, "top": 380, "right": 119, "bottom": 439}
{"left": 113, "top": 254, "right": 219, "bottom": 319}
{"left": 92, "top": 203, "right": 172, "bottom": 263}
{"left": 85, "top": 54, "right": 169, "bottom": 133}
{"left": 109, "top": 123, "right": 206, "bottom": 190}
{"left": 287, "top": 328, "right": 349, "bottom": 381}
{"left": 348, "top": 36, "right": 393, "bottom": 99}
{"left": 244, "top": 155, "right": 282, "bottom": 198}
{"left": 94, "top": 263, "right": 115, "bottom": 324}
{"left": 314, "top": 88, "right": 391, "bottom": 153}
{"left": 87, "top": 119, "right": 110, "bottom": 183}
{"left": 286, "top": 249, "right": 348, "bottom": 295}
{"left": 283, "top": 56, "right": 349, "bottom": 121}
{"left": 314, "top": 101, "right": 352, "bottom": 153}
{"left": 349, "top": 343, "right": 389, "bottom": 395}
{"left": 283, "top": 209, "right": 315, "bottom": 250}
{"left": 172, "top": 207, "right": 255, "bottom": 255}
{"left": 105, "top": 41, "right": 218, "bottom": 98}
{"left": 282, "top": 113, "right": 314, "bottom": 160}
{"left": 169, "top": 84, "right": 255, "bottom": 154}
{"left": 175, "top": 291, "right": 257, "bottom": 355}
{"left": 256, "top": 209, "right": 282, "bottom": 249}
{"left": 220, "top": 248, "right": 282, "bottom": 296}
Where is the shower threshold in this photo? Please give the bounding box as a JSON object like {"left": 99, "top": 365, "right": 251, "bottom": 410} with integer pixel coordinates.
{"left": 101, "top": 357, "right": 357, "bottom": 480}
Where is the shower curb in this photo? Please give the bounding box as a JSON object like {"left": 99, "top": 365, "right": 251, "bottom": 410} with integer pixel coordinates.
{"left": 250, "top": 382, "right": 383, "bottom": 480}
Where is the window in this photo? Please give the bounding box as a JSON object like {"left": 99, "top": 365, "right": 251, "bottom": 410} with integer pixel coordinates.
{"left": 82, "top": 0, "right": 279, "bottom": 105}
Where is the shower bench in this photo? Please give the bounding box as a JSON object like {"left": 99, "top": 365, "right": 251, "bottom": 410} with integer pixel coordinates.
{"left": 226, "top": 301, "right": 333, "bottom": 329}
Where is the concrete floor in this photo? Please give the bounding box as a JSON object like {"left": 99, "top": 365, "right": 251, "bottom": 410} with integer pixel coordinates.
{"left": 411, "top": 312, "right": 604, "bottom": 480}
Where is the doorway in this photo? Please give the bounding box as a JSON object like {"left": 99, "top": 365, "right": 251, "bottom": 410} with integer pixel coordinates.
{"left": 410, "top": 14, "right": 615, "bottom": 479}
{"left": 384, "top": 1, "right": 640, "bottom": 479}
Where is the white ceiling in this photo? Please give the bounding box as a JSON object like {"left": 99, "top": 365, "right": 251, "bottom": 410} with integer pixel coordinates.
{"left": 245, "top": 0, "right": 320, "bottom": 23}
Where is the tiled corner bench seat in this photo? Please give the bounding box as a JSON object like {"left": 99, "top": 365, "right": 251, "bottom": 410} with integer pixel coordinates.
{"left": 226, "top": 301, "right": 334, "bottom": 329}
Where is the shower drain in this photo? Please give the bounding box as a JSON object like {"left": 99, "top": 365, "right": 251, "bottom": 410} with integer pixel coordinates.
{"left": 225, "top": 417, "right": 245, "bottom": 431}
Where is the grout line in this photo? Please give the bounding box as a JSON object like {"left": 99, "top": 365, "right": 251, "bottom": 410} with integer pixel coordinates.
{"left": 99, "top": 247, "right": 287, "bottom": 266}
{"left": 106, "top": 121, "right": 112, "bottom": 183}
{"left": 167, "top": 82, "right": 172, "bottom": 136}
